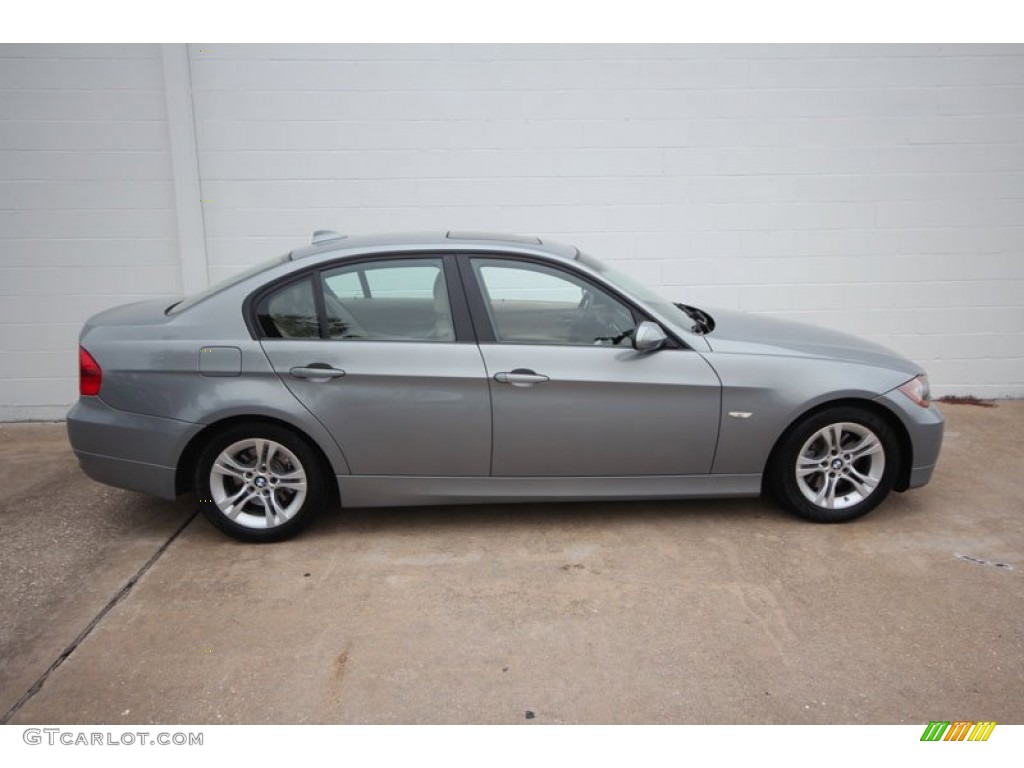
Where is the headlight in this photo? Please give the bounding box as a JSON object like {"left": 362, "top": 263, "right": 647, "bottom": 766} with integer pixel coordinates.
{"left": 897, "top": 375, "right": 930, "bottom": 408}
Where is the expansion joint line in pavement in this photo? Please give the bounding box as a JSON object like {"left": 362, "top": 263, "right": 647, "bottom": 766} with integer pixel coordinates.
{"left": 0, "top": 511, "right": 199, "bottom": 724}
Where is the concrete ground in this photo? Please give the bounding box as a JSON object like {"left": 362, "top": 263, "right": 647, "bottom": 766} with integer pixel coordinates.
{"left": 0, "top": 402, "right": 1021, "bottom": 725}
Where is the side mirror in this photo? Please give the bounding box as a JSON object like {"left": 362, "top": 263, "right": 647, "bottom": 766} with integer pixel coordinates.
{"left": 632, "top": 321, "right": 667, "bottom": 352}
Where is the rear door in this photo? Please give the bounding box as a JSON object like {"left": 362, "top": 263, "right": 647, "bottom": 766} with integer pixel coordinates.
{"left": 462, "top": 255, "right": 721, "bottom": 477}
{"left": 256, "top": 254, "right": 491, "bottom": 476}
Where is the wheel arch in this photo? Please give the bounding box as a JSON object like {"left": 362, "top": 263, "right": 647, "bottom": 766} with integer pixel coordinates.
{"left": 175, "top": 414, "right": 339, "bottom": 500}
{"left": 762, "top": 397, "right": 913, "bottom": 495}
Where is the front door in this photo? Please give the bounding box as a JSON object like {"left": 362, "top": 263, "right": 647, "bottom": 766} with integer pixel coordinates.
{"left": 465, "top": 256, "right": 720, "bottom": 477}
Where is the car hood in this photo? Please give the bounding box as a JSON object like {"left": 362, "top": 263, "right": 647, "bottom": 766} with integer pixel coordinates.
{"left": 698, "top": 306, "right": 922, "bottom": 376}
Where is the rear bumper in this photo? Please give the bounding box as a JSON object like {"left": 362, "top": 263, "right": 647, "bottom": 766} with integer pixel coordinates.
{"left": 67, "top": 397, "right": 202, "bottom": 500}
{"left": 74, "top": 450, "right": 178, "bottom": 499}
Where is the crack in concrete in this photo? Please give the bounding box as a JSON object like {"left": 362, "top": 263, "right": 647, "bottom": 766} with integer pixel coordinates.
{"left": 955, "top": 553, "right": 1014, "bottom": 571}
{"left": 0, "top": 511, "right": 198, "bottom": 724}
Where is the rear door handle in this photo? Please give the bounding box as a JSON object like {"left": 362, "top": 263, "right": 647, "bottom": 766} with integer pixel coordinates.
{"left": 290, "top": 365, "right": 346, "bottom": 380}
{"left": 494, "top": 369, "right": 550, "bottom": 386}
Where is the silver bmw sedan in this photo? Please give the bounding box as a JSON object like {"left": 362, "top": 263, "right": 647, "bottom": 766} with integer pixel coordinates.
{"left": 67, "top": 231, "right": 944, "bottom": 542}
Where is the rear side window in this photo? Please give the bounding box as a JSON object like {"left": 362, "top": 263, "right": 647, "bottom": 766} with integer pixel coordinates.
{"left": 256, "top": 278, "right": 319, "bottom": 338}
{"left": 320, "top": 258, "right": 454, "bottom": 342}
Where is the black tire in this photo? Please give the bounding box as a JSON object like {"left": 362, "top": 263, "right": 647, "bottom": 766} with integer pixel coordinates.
{"left": 767, "top": 406, "right": 899, "bottom": 523}
{"left": 194, "top": 422, "right": 328, "bottom": 542}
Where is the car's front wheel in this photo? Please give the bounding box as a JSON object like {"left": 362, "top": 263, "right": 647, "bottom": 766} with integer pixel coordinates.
{"left": 769, "top": 406, "right": 899, "bottom": 523}
{"left": 194, "top": 423, "right": 327, "bottom": 542}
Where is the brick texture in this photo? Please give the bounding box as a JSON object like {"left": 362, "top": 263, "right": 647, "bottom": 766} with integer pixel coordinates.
{"left": 2, "top": 44, "right": 1022, "bottom": 418}
{"left": 0, "top": 44, "right": 178, "bottom": 420}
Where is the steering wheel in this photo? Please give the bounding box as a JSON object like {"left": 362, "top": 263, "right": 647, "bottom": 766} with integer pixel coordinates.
{"left": 576, "top": 289, "right": 594, "bottom": 311}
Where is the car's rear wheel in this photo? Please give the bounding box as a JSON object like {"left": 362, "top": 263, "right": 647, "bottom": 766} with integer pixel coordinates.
{"left": 194, "top": 423, "right": 327, "bottom": 542}
{"left": 769, "top": 406, "right": 899, "bottom": 523}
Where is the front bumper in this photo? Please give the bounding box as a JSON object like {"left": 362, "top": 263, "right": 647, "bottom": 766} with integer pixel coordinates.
{"left": 875, "top": 389, "right": 945, "bottom": 490}
{"left": 907, "top": 462, "right": 939, "bottom": 489}
{"left": 67, "top": 397, "right": 202, "bottom": 499}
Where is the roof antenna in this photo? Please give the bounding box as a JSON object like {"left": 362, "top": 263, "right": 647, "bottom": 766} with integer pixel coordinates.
{"left": 312, "top": 230, "right": 347, "bottom": 245}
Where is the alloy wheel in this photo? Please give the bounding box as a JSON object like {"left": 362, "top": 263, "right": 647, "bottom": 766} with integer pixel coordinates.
{"left": 208, "top": 438, "right": 308, "bottom": 529}
{"left": 794, "top": 422, "right": 886, "bottom": 510}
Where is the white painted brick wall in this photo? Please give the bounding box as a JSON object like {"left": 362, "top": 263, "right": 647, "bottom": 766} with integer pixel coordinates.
{"left": 2, "top": 44, "right": 1023, "bottom": 420}
{"left": 0, "top": 44, "right": 179, "bottom": 420}
{"left": 191, "top": 43, "right": 1024, "bottom": 398}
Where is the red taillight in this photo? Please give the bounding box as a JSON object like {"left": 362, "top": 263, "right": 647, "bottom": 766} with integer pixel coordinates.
{"left": 79, "top": 347, "right": 102, "bottom": 396}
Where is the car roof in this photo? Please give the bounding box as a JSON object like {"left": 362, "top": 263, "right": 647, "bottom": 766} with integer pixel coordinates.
{"left": 289, "top": 231, "right": 580, "bottom": 263}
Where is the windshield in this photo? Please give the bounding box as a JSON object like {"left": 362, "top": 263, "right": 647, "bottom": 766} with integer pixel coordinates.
{"left": 167, "top": 254, "right": 290, "bottom": 314}
{"left": 577, "top": 252, "right": 709, "bottom": 333}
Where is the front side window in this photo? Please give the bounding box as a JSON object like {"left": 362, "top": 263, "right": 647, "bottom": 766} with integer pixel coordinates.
{"left": 471, "top": 258, "right": 637, "bottom": 346}
{"left": 321, "top": 258, "right": 454, "bottom": 341}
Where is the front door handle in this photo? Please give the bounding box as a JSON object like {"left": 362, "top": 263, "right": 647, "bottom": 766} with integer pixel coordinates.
{"left": 494, "top": 368, "right": 550, "bottom": 386}
{"left": 290, "top": 364, "right": 346, "bottom": 381}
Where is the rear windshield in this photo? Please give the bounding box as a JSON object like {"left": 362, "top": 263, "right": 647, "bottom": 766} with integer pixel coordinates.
{"left": 167, "top": 254, "right": 289, "bottom": 314}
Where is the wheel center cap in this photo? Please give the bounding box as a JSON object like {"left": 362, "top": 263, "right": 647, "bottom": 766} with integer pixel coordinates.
{"left": 254, "top": 476, "right": 267, "bottom": 488}
{"left": 831, "top": 458, "right": 844, "bottom": 470}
